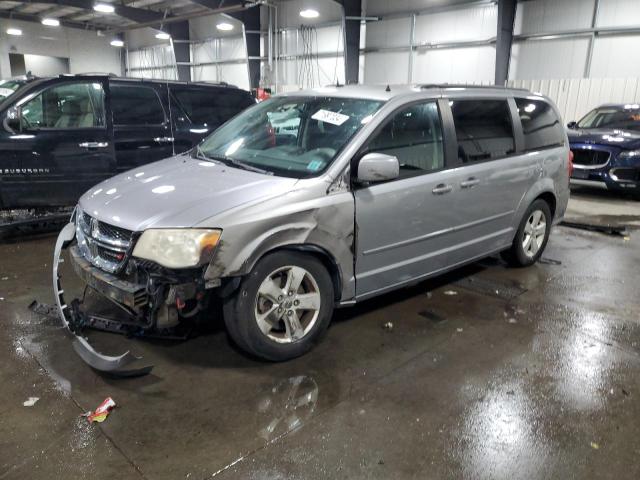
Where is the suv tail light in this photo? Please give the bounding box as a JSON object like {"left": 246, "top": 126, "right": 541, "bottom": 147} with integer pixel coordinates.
{"left": 568, "top": 150, "right": 574, "bottom": 179}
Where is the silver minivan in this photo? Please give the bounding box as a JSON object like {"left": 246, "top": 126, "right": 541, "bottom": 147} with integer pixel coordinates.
{"left": 53, "top": 84, "right": 570, "bottom": 372}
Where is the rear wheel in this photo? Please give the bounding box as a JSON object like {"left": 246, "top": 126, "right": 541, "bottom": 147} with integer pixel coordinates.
{"left": 223, "top": 251, "right": 334, "bottom": 361}
{"left": 501, "top": 199, "right": 552, "bottom": 267}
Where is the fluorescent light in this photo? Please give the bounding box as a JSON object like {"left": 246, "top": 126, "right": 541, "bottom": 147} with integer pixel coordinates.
{"left": 93, "top": 3, "right": 115, "bottom": 13}
{"left": 155, "top": 31, "right": 170, "bottom": 40}
{"left": 6, "top": 28, "right": 22, "bottom": 36}
{"left": 110, "top": 39, "right": 124, "bottom": 47}
{"left": 300, "top": 9, "right": 319, "bottom": 18}
{"left": 216, "top": 22, "right": 234, "bottom": 31}
{"left": 41, "top": 18, "right": 60, "bottom": 27}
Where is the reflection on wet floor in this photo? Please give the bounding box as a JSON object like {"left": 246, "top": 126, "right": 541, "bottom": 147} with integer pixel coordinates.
{"left": 1, "top": 220, "right": 640, "bottom": 479}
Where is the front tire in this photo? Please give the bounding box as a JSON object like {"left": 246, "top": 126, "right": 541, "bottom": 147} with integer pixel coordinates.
{"left": 223, "top": 251, "right": 334, "bottom": 361}
{"left": 501, "top": 199, "right": 552, "bottom": 267}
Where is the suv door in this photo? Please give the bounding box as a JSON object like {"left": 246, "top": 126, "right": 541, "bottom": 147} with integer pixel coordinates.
{"left": 109, "top": 81, "right": 174, "bottom": 173}
{"left": 443, "top": 98, "right": 534, "bottom": 265}
{"left": 354, "top": 99, "right": 457, "bottom": 297}
{"left": 0, "top": 78, "right": 113, "bottom": 208}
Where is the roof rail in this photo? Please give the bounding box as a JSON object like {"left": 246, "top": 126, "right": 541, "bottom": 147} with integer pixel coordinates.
{"left": 419, "top": 83, "right": 530, "bottom": 92}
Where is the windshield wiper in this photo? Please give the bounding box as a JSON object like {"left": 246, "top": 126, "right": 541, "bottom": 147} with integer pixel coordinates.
{"left": 207, "top": 153, "right": 273, "bottom": 175}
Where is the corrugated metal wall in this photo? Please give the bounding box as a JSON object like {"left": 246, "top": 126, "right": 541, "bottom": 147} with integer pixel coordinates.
{"left": 507, "top": 77, "right": 640, "bottom": 122}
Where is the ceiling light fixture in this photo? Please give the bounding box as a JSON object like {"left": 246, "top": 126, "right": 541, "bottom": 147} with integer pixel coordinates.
{"left": 300, "top": 9, "right": 319, "bottom": 19}
{"left": 216, "top": 22, "right": 234, "bottom": 31}
{"left": 41, "top": 18, "right": 60, "bottom": 27}
{"left": 110, "top": 39, "right": 124, "bottom": 47}
{"left": 93, "top": 3, "right": 115, "bottom": 13}
{"left": 6, "top": 28, "right": 22, "bottom": 36}
{"left": 155, "top": 31, "right": 171, "bottom": 40}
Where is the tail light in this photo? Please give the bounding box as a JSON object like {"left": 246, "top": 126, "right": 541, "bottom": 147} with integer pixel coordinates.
{"left": 568, "top": 150, "right": 574, "bottom": 178}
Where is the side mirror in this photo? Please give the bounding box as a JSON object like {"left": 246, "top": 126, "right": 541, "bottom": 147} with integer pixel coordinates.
{"left": 567, "top": 121, "right": 577, "bottom": 129}
{"left": 4, "top": 106, "right": 21, "bottom": 133}
{"left": 357, "top": 152, "right": 399, "bottom": 183}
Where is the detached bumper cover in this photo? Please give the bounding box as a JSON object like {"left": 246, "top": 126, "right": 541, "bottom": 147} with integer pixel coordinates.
{"left": 53, "top": 222, "right": 153, "bottom": 376}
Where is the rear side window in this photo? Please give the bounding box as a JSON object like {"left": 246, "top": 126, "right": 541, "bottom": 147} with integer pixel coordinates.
{"left": 110, "top": 84, "right": 165, "bottom": 125}
{"left": 171, "top": 87, "right": 254, "bottom": 126}
{"left": 450, "top": 100, "right": 515, "bottom": 163}
{"left": 515, "top": 98, "right": 564, "bottom": 150}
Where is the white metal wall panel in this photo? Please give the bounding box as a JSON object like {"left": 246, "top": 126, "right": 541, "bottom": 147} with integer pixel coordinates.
{"left": 513, "top": 0, "right": 595, "bottom": 35}
{"left": 508, "top": 77, "right": 640, "bottom": 123}
{"left": 590, "top": 36, "right": 640, "bottom": 78}
{"left": 364, "top": 0, "right": 474, "bottom": 17}
{"left": 509, "top": 38, "right": 589, "bottom": 80}
{"left": 597, "top": 0, "right": 640, "bottom": 27}
{"left": 190, "top": 38, "right": 249, "bottom": 89}
{"left": 411, "top": 46, "right": 496, "bottom": 83}
{"left": 365, "top": 17, "right": 412, "bottom": 49}
{"left": 413, "top": 4, "right": 497, "bottom": 44}
{"left": 277, "top": 55, "right": 345, "bottom": 89}
{"left": 364, "top": 51, "right": 410, "bottom": 84}
{"left": 128, "top": 45, "right": 177, "bottom": 80}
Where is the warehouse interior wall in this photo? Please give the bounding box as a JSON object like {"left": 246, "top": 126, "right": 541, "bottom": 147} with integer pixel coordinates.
{"left": 0, "top": 18, "right": 121, "bottom": 78}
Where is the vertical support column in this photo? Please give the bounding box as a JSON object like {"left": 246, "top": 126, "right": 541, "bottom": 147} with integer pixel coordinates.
{"left": 168, "top": 21, "right": 191, "bottom": 82}
{"left": 408, "top": 13, "right": 416, "bottom": 83}
{"left": 231, "top": 7, "right": 261, "bottom": 90}
{"left": 342, "top": 0, "right": 362, "bottom": 85}
{"left": 495, "top": 0, "right": 516, "bottom": 86}
{"left": 584, "top": 0, "right": 600, "bottom": 78}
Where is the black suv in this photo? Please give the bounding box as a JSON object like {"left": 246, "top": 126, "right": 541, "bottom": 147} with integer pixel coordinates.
{"left": 0, "top": 74, "right": 255, "bottom": 209}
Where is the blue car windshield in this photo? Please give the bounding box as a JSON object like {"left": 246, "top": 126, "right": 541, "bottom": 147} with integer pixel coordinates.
{"left": 577, "top": 106, "right": 640, "bottom": 131}
{"left": 196, "top": 96, "right": 384, "bottom": 178}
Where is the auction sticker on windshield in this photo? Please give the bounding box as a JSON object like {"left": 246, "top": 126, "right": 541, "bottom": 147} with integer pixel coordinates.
{"left": 311, "top": 109, "right": 350, "bottom": 126}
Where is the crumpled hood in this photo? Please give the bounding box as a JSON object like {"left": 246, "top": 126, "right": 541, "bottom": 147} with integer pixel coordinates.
{"left": 78, "top": 154, "right": 299, "bottom": 231}
{"left": 568, "top": 128, "right": 640, "bottom": 149}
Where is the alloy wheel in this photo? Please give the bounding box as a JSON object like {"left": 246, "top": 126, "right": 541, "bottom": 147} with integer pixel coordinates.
{"left": 522, "top": 209, "right": 547, "bottom": 258}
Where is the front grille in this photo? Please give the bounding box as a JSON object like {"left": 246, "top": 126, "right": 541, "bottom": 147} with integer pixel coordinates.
{"left": 571, "top": 148, "right": 610, "bottom": 168}
{"left": 76, "top": 210, "right": 134, "bottom": 274}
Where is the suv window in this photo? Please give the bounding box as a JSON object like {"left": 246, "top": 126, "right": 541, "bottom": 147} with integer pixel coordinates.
{"left": 367, "top": 101, "right": 444, "bottom": 178}
{"left": 451, "top": 100, "right": 515, "bottom": 163}
{"left": 20, "top": 82, "right": 105, "bottom": 129}
{"left": 171, "top": 87, "right": 254, "bottom": 126}
{"left": 110, "top": 84, "right": 165, "bottom": 125}
{"left": 515, "top": 98, "right": 564, "bottom": 150}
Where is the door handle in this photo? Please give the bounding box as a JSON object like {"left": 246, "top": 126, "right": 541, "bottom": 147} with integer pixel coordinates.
{"left": 79, "top": 141, "right": 109, "bottom": 149}
{"left": 153, "top": 137, "right": 174, "bottom": 143}
{"left": 432, "top": 183, "right": 453, "bottom": 195}
{"left": 460, "top": 177, "right": 480, "bottom": 189}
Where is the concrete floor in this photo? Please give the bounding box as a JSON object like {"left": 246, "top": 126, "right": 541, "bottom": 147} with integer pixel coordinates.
{"left": 1, "top": 189, "right": 640, "bottom": 480}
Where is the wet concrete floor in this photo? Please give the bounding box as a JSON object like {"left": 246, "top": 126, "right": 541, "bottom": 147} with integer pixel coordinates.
{"left": 1, "top": 190, "right": 640, "bottom": 479}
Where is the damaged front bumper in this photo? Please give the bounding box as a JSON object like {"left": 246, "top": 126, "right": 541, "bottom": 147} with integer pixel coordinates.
{"left": 53, "top": 222, "right": 154, "bottom": 376}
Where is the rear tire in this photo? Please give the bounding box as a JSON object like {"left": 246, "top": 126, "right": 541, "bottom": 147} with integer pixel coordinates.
{"left": 501, "top": 199, "right": 552, "bottom": 267}
{"left": 223, "top": 251, "right": 334, "bottom": 361}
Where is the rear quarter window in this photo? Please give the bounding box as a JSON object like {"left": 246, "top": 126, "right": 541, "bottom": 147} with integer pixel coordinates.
{"left": 515, "top": 98, "right": 565, "bottom": 151}
{"left": 171, "top": 87, "right": 254, "bottom": 127}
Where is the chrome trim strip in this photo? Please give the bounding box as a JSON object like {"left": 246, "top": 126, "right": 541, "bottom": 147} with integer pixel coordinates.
{"left": 570, "top": 179, "right": 608, "bottom": 189}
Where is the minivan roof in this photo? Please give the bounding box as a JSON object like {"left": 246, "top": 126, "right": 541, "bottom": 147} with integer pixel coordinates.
{"left": 281, "top": 83, "right": 534, "bottom": 101}
{"left": 23, "top": 73, "right": 242, "bottom": 90}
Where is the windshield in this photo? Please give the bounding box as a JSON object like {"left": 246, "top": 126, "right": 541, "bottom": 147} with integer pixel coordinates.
{"left": 196, "top": 95, "right": 384, "bottom": 178}
{"left": 577, "top": 106, "right": 640, "bottom": 131}
{"left": 0, "top": 79, "right": 26, "bottom": 100}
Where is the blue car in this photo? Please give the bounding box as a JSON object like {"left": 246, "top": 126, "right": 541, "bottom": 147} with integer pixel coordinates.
{"left": 567, "top": 103, "right": 640, "bottom": 195}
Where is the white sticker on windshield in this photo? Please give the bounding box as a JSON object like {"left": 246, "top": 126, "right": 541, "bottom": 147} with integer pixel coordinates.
{"left": 311, "top": 109, "right": 350, "bottom": 126}
{"left": 0, "top": 88, "right": 14, "bottom": 97}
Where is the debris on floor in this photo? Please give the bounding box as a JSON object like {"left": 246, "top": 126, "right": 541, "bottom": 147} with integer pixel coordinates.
{"left": 560, "top": 220, "right": 628, "bottom": 237}
{"left": 383, "top": 322, "right": 394, "bottom": 331}
{"left": 83, "top": 397, "right": 116, "bottom": 423}
{"left": 456, "top": 328, "right": 463, "bottom": 333}
{"left": 28, "top": 300, "right": 58, "bottom": 317}
{"left": 444, "top": 290, "right": 458, "bottom": 296}
{"left": 508, "top": 318, "right": 517, "bottom": 324}
{"left": 23, "top": 397, "right": 39, "bottom": 407}
{"left": 539, "top": 257, "right": 562, "bottom": 265}
{"left": 590, "top": 441, "right": 600, "bottom": 450}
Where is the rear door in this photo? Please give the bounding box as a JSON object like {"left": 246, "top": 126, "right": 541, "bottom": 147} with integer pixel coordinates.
{"left": 0, "top": 78, "right": 114, "bottom": 208}
{"left": 170, "top": 86, "right": 255, "bottom": 153}
{"left": 442, "top": 97, "right": 535, "bottom": 265}
{"left": 109, "top": 81, "right": 174, "bottom": 173}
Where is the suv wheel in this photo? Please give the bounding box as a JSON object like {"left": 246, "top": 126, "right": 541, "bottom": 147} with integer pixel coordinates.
{"left": 501, "top": 199, "right": 552, "bottom": 267}
{"left": 223, "top": 251, "right": 334, "bottom": 361}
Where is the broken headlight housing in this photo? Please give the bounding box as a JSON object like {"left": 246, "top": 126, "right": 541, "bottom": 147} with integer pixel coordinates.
{"left": 132, "top": 229, "right": 222, "bottom": 269}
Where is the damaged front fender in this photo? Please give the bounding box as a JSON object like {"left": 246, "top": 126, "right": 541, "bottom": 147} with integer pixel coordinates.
{"left": 53, "top": 222, "right": 153, "bottom": 377}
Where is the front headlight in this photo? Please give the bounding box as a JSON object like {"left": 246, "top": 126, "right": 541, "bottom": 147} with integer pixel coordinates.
{"left": 132, "top": 229, "right": 222, "bottom": 269}
{"left": 618, "top": 149, "right": 640, "bottom": 160}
